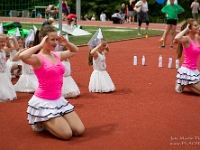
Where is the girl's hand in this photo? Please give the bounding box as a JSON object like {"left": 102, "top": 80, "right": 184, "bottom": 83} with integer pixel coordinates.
{"left": 186, "top": 24, "right": 190, "bottom": 31}
{"left": 39, "top": 35, "right": 48, "bottom": 47}
{"left": 99, "top": 41, "right": 107, "bottom": 50}
{"left": 57, "top": 36, "right": 68, "bottom": 46}
{"left": 8, "top": 36, "right": 14, "bottom": 40}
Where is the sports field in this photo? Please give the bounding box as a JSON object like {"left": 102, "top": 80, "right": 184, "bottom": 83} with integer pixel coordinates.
{"left": 0, "top": 18, "right": 199, "bottom": 150}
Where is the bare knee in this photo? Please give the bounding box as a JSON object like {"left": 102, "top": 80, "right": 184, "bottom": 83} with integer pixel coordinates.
{"left": 47, "top": 127, "right": 73, "bottom": 140}
{"left": 60, "top": 130, "right": 73, "bottom": 140}
{"left": 73, "top": 125, "right": 85, "bottom": 136}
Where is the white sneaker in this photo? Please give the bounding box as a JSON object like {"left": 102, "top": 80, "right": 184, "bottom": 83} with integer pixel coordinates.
{"left": 175, "top": 83, "right": 183, "bottom": 93}
{"left": 31, "top": 123, "right": 45, "bottom": 132}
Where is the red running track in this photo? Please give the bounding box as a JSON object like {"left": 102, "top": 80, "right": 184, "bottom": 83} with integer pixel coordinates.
{"left": 0, "top": 34, "right": 200, "bottom": 150}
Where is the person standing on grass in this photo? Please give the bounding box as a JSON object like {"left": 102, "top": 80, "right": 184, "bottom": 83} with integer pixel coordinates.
{"left": 159, "top": 0, "right": 184, "bottom": 49}
{"left": 191, "top": 0, "right": 200, "bottom": 22}
{"left": 19, "top": 25, "right": 85, "bottom": 140}
{"left": 174, "top": 18, "right": 200, "bottom": 95}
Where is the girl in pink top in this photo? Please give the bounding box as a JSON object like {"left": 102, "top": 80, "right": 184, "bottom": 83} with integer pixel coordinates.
{"left": 19, "top": 25, "right": 85, "bottom": 140}
{"left": 174, "top": 18, "right": 200, "bottom": 95}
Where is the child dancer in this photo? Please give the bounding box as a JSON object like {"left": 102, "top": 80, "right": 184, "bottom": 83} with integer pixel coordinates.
{"left": 0, "top": 34, "right": 18, "bottom": 102}
{"left": 14, "top": 30, "right": 38, "bottom": 93}
{"left": 54, "top": 33, "right": 80, "bottom": 98}
{"left": 6, "top": 36, "right": 24, "bottom": 78}
{"left": 19, "top": 25, "right": 84, "bottom": 139}
{"left": 62, "top": 59, "right": 80, "bottom": 98}
{"left": 88, "top": 32, "right": 115, "bottom": 92}
{"left": 174, "top": 18, "right": 200, "bottom": 95}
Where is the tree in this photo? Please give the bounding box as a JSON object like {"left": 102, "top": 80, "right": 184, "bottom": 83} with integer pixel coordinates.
{"left": 68, "top": 0, "right": 192, "bottom": 22}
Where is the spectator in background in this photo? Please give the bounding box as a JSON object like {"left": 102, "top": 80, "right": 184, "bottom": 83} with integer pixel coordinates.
{"left": 135, "top": 0, "right": 149, "bottom": 36}
{"left": 62, "top": 0, "right": 69, "bottom": 21}
{"left": 191, "top": 0, "right": 200, "bottom": 22}
{"left": 127, "top": 0, "right": 135, "bottom": 24}
{"left": 80, "top": 15, "right": 83, "bottom": 20}
{"left": 100, "top": 11, "right": 106, "bottom": 22}
{"left": 120, "top": 3, "right": 126, "bottom": 23}
{"left": 111, "top": 10, "right": 124, "bottom": 24}
{"left": 37, "top": 13, "right": 42, "bottom": 18}
{"left": 125, "top": 4, "right": 129, "bottom": 23}
{"left": 67, "top": 13, "right": 77, "bottom": 27}
{"left": 159, "top": 0, "right": 184, "bottom": 49}
{"left": 84, "top": 14, "right": 90, "bottom": 21}
{"left": 46, "top": 4, "right": 59, "bottom": 19}
{"left": 91, "top": 14, "right": 96, "bottom": 21}
{"left": 42, "top": 17, "right": 54, "bottom": 27}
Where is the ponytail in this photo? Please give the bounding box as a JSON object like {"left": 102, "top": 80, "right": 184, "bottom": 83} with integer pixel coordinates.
{"left": 33, "top": 30, "right": 40, "bottom": 54}
{"left": 33, "top": 30, "right": 40, "bottom": 46}
{"left": 176, "top": 44, "right": 183, "bottom": 59}
{"left": 88, "top": 49, "right": 93, "bottom": 66}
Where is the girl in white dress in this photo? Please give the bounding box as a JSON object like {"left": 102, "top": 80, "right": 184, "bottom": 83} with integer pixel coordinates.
{"left": 6, "top": 36, "right": 24, "bottom": 78}
{"left": 13, "top": 41, "right": 38, "bottom": 93}
{"left": 0, "top": 34, "right": 18, "bottom": 102}
{"left": 54, "top": 33, "right": 80, "bottom": 98}
{"left": 88, "top": 39, "right": 115, "bottom": 92}
{"left": 62, "top": 59, "right": 80, "bottom": 98}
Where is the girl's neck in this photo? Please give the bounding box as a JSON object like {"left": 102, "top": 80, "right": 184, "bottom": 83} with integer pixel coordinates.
{"left": 188, "top": 33, "right": 196, "bottom": 40}
{"left": 40, "top": 49, "right": 51, "bottom": 55}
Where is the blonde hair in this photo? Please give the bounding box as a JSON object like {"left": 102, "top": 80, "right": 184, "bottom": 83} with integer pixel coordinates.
{"left": 48, "top": 17, "right": 54, "bottom": 24}
{"left": 176, "top": 18, "right": 196, "bottom": 59}
{"left": 0, "top": 34, "right": 6, "bottom": 38}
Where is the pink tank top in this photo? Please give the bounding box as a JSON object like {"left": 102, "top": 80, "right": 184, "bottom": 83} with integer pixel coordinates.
{"left": 34, "top": 53, "right": 65, "bottom": 100}
{"left": 182, "top": 38, "right": 200, "bottom": 70}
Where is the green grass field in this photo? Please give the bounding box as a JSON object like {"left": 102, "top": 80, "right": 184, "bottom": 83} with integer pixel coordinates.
{"left": 21, "top": 23, "right": 163, "bottom": 46}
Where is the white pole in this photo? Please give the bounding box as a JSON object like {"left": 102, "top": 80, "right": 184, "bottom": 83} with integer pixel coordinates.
{"left": 76, "top": 0, "right": 81, "bottom": 20}
{"left": 59, "top": 0, "right": 62, "bottom": 33}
